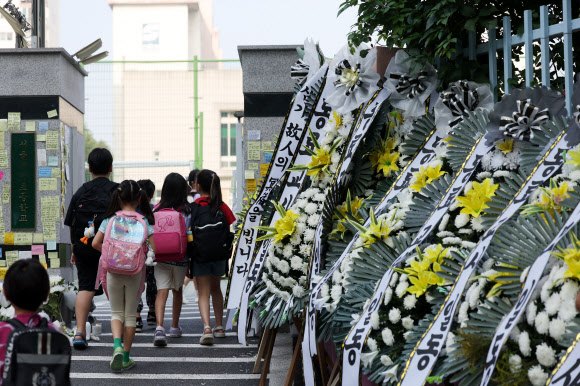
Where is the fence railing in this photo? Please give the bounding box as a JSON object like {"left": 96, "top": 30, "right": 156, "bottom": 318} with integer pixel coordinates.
{"left": 464, "top": 0, "right": 579, "bottom": 114}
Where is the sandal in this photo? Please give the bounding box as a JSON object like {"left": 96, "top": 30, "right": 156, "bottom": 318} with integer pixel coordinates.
{"left": 213, "top": 326, "right": 226, "bottom": 338}
{"left": 199, "top": 326, "right": 214, "bottom": 345}
{"left": 73, "top": 332, "right": 88, "bottom": 350}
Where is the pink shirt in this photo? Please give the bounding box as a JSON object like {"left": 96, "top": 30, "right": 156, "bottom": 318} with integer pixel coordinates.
{"left": 0, "top": 313, "right": 55, "bottom": 382}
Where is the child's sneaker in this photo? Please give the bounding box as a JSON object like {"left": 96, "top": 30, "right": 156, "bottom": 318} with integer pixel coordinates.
{"left": 122, "top": 358, "right": 136, "bottom": 371}
{"left": 147, "top": 311, "right": 156, "bottom": 326}
{"left": 153, "top": 327, "right": 167, "bottom": 347}
{"left": 168, "top": 326, "right": 183, "bottom": 338}
{"left": 110, "top": 347, "right": 124, "bottom": 372}
{"left": 135, "top": 317, "right": 143, "bottom": 332}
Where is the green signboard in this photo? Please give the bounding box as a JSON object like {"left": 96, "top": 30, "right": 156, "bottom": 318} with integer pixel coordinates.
{"left": 11, "top": 133, "right": 36, "bottom": 230}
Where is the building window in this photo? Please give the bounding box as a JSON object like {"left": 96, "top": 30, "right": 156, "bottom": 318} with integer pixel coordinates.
{"left": 220, "top": 112, "right": 237, "bottom": 168}
{"left": 142, "top": 23, "right": 160, "bottom": 45}
{"left": 0, "top": 32, "right": 12, "bottom": 41}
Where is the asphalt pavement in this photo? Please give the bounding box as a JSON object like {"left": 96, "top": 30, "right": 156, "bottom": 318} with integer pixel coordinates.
{"left": 70, "top": 280, "right": 263, "bottom": 386}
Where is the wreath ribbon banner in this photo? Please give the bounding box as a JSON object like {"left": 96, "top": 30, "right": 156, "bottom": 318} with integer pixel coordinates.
{"left": 235, "top": 75, "right": 337, "bottom": 344}
{"left": 341, "top": 135, "right": 493, "bottom": 385}
{"left": 226, "top": 64, "right": 328, "bottom": 311}
{"left": 398, "top": 130, "right": 573, "bottom": 385}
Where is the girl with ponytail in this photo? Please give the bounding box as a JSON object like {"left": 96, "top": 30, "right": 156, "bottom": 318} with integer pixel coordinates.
{"left": 190, "top": 170, "right": 236, "bottom": 345}
{"left": 92, "top": 180, "right": 156, "bottom": 372}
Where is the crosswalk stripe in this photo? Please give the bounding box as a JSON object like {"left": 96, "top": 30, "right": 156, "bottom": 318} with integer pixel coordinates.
{"left": 72, "top": 356, "right": 253, "bottom": 362}
{"left": 92, "top": 312, "right": 205, "bottom": 316}
{"left": 99, "top": 332, "right": 237, "bottom": 337}
{"left": 96, "top": 316, "right": 203, "bottom": 320}
{"left": 70, "top": 373, "right": 263, "bottom": 380}
{"left": 81, "top": 343, "right": 257, "bottom": 348}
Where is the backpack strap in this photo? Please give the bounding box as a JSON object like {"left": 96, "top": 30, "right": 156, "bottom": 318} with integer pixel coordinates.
{"left": 6, "top": 319, "right": 26, "bottom": 331}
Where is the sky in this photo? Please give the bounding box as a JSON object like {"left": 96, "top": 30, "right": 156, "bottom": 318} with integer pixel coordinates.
{"left": 58, "top": 0, "right": 359, "bottom": 60}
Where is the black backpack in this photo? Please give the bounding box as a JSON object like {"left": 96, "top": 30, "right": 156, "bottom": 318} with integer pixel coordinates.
{"left": 70, "top": 179, "right": 117, "bottom": 259}
{"left": 190, "top": 202, "right": 234, "bottom": 263}
{"left": 2, "top": 318, "right": 71, "bottom": 386}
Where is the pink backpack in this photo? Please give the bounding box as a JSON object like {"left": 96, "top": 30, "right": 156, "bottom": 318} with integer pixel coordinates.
{"left": 99, "top": 211, "right": 148, "bottom": 275}
{"left": 152, "top": 208, "right": 187, "bottom": 262}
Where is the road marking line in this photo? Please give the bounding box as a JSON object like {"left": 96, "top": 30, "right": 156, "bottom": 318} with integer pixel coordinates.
{"left": 80, "top": 343, "right": 257, "bottom": 348}
{"left": 72, "top": 356, "right": 254, "bottom": 362}
{"left": 99, "top": 333, "right": 236, "bottom": 337}
{"left": 95, "top": 316, "right": 203, "bottom": 320}
{"left": 91, "top": 312, "right": 204, "bottom": 317}
{"left": 70, "top": 373, "right": 263, "bottom": 380}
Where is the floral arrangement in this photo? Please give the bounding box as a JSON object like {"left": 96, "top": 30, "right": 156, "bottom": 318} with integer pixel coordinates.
{"left": 252, "top": 110, "right": 354, "bottom": 327}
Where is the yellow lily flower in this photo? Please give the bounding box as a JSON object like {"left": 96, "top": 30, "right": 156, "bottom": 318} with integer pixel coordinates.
{"left": 376, "top": 151, "right": 401, "bottom": 177}
{"left": 256, "top": 202, "right": 299, "bottom": 242}
{"left": 329, "top": 111, "right": 343, "bottom": 131}
{"left": 553, "top": 233, "right": 580, "bottom": 281}
{"left": 410, "top": 164, "right": 447, "bottom": 192}
{"left": 495, "top": 139, "right": 514, "bottom": 154}
{"left": 565, "top": 146, "right": 580, "bottom": 168}
{"left": 456, "top": 178, "right": 499, "bottom": 218}
{"left": 306, "top": 148, "right": 332, "bottom": 178}
{"left": 406, "top": 271, "right": 433, "bottom": 297}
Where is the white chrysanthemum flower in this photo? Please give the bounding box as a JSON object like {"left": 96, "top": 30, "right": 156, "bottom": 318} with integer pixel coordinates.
{"left": 307, "top": 214, "right": 321, "bottom": 227}
{"left": 278, "top": 260, "right": 290, "bottom": 274}
{"left": 481, "top": 152, "right": 493, "bottom": 171}
{"left": 458, "top": 301, "right": 469, "bottom": 326}
{"left": 536, "top": 342, "right": 557, "bottom": 367}
{"left": 331, "top": 285, "right": 343, "bottom": 303}
{"left": 290, "top": 233, "right": 302, "bottom": 246}
{"left": 558, "top": 300, "right": 577, "bottom": 322}
{"left": 395, "top": 281, "right": 409, "bottom": 297}
{"left": 332, "top": 269, "right": 342, "bottom": 284}
{"left": 434, "top": 143, "right": 448, "bottom": 159}
{"left": 509, "top": 326, "right": 521, "bottom": 342}
{"left": 50, "top": 285, "right": 65, "bottom": 294}
{"left": 443, "top": 237, "right": 462, "bottom": 245}
{"left": 518, "top": 331, "right": 531, "bottom": 357}
{"left": 477, "top": 171, "right": 492, "bottom": 180}
{"left": 304, "top": 203, "right": 318, "bottom": 215}
{"left": 388, "top": 308, "right": 401, "bottom": 324}
{"left": 438, "top": 214, "right": 450, "bottom": 232}
{"left": 437, "top": 231, "right": 455, "bottom": 238}
{"left": 402, "top": 316, "right": 414, "bottom": 330}
{"left": 528, "top": 365, "right": 549, "bottom": 386}
{"left": 303, "top": 229, "right": 315, "bottom": 242}
{"left": 293, "top": 285, "right": 305, "bottom": 298}
{"left": 526, "top": 302, "right": 537, "bottom": 325}
{"left": 380, "top": 355, "right": 393, "bottom": 367}
{"left": 561, "top": 280, "right": 579, "bottom": 300}
{"left": 290, "top": 256, "right": 302, "bottom": 270}
{"left": 384, "top": 287, "right": 393, "bottom": 306}
{"left": 569, "top": 170, "right": 580, "bottom": 182}
{"left": 549, "top": 318, "right": 566, "bottom": 341}
{"left": 461, "top": 240, "right": 477, "bottom": 249}
{"left": 455, "top": 213, "right": 470, "bottom": 229}
{"left": 509, "top": 354, "right": 522, "bottom": 373}
{"left": 446, "top": 332, "right": 456, "bottom": 355}
{"left": 49, "top": 275, "right": 63, "bottom": 286}
{"left": 298, "top": 244, "right": 311, "bottom": 257}
{"left": 321, "top": 283, "right": 330, "bottom": 298}
{"left": 535, "top": 311, "right": 550, "bottom": 335}
{"left": 283, "top": 244, "right": 293, "bottom": 258}
{"left": 471, "top": 216, "right": 486, "bottom": 232}
{"left": 493, "top": 169, "right": 512, "bottom": 178}
{"left": 467, "top": 284, "right": 481, "bottom": 309}
{"left": 546, "top": 293, "right": 562, "bottom": 316}
{"left": 490, "top": 152, "right": 506, "bottom": 170}
{"left": 403, "top": 295, "right": 417, "bottom": 310}
{"left": 370, "top": 311, "right": 380, "bottom": 330}
{"left": 367, "top": 337, "right": 378, "bottom": 352}
{"left": 381, "top": 327, "right": 394, "bottom": 346}
{"left": 297, "top": 214, "right": 308, "bottom": 224}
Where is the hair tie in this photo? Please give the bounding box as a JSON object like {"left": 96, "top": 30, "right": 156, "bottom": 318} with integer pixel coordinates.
{"left": 117, "top": 187, "right": 122, "bottom": 192}
{"left": 139, "top": 188, "right": 143, "bottom": 191}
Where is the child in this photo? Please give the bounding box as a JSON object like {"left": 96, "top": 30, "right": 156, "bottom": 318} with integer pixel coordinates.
{"left": 184, "top": 169, "right": 200, "bottom": 303}
{"left": 136, "top": 179, "right": 157, "bottom": 330}
{"left": 92, "top": 180, "right": 155, "bottom": 372}
{"left": 190, "top": 170, "right": 235, "bottom": 345}
{"left": 152, "top": 173, "right": 191, "bottom": 347}
{"left": 64, "top": 147, "right": 118, "bottom": 349}
{"left": 0, "top": 259, "right": 54, "bottom": 377}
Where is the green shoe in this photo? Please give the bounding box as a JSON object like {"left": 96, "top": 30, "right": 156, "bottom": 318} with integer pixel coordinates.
{"left": 110, "top": 347, "right": 124, "bottom": 372}
{"left": 122, "top": 358, "right": 136, "bottom": 371}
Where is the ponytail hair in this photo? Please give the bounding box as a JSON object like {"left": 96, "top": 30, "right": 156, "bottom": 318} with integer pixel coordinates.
{"left": 196, "top": 169, "right": 223, "bottom": 214}
{"left": 104, "top": 180, "right": 155, "bottom": 224}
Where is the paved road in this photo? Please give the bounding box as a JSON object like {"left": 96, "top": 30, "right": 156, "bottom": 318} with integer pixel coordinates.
{"left": 70, "top": 281, "right": 262, "bottom": 385}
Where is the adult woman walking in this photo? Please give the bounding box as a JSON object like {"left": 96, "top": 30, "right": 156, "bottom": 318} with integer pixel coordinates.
{"left": 189, "top": 170, "right": 235, "bottom": 345}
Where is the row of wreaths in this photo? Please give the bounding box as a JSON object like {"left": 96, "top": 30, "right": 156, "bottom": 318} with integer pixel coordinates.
{"left": 228, "top": 39, "right": 580, "bottom": 386}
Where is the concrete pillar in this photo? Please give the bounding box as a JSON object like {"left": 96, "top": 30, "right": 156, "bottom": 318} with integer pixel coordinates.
{"left": 0, "top": 48, "right": 87, "bottom": 282}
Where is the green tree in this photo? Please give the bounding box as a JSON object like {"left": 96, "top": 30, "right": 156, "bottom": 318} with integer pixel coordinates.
{"left": 84, "top": 126, "right": 109, "bottom": 161}
{"left": 339, "top": 1, "right": 576, "bottom": 92}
